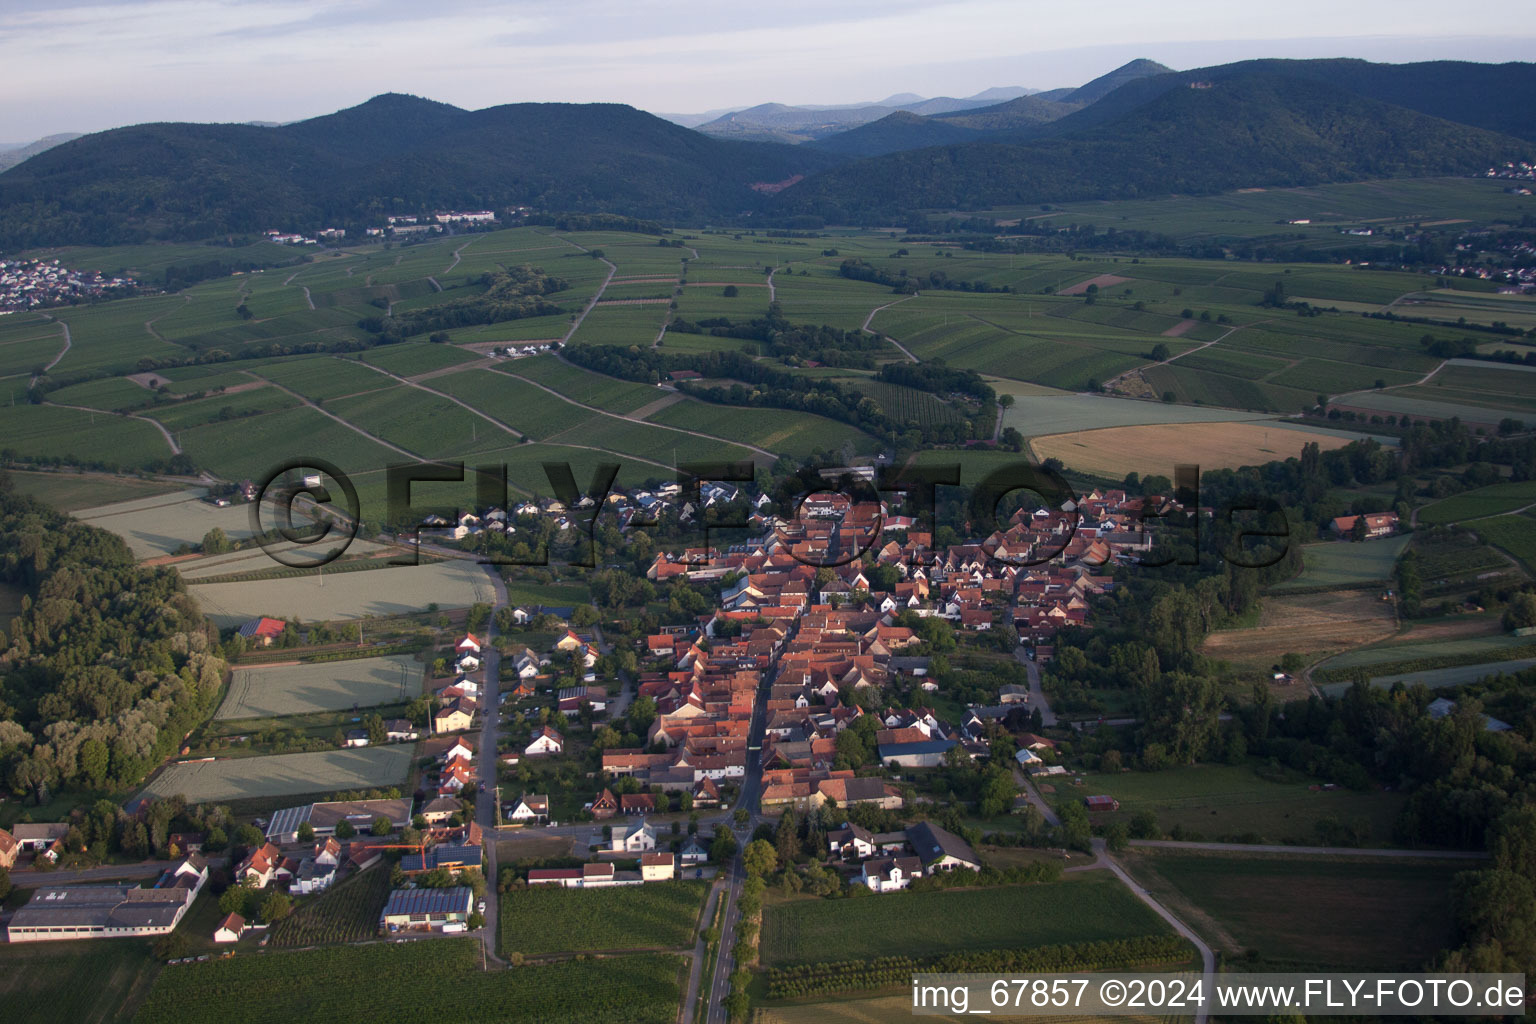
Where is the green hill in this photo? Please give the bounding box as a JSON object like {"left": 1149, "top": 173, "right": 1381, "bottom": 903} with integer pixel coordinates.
{"left": 773, "top": 72, "right": 1530, "bottom": 223}
{"left": 0, "top": 94, "right": 839, "bottom": 246}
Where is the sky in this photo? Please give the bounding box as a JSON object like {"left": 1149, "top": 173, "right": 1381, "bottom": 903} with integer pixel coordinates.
{"left": 1, "top": 0, "right": 1532, "bottom": 141}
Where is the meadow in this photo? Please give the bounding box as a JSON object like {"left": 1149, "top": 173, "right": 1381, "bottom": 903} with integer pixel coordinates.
{"left": 132, "top": 941, "right": 683, "bottom": 1024}
{"left": 759, "top": 875, "right": 1166, "bottom": 968}
{"left": 139, "top": 745, "right": 413, "bottom": 803}
{"left": 1269, "top": 536, "right": 1411, "bottom": 590}
{"left": 214, "top": 655, "right": 424, "bottom": 720}
{"left": 1000, "top": 392, "right": 1270, "bottom": 437}
{"left": 1122, "top": 851, "right": 1461, "bottom": 969}
{"left": 498, "top": 881, "right": 708, "bottom": 955}
{"left": 1418, "top": 480, "right": 1536, "bottom": 525}
{"left": 5, "top": 469, "right": 182, "bottom": 511}
{"left": 1075, "top": 762, "right": 1404, "bottom": 845}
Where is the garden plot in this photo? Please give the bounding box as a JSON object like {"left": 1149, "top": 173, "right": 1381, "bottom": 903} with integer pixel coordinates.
{"left": 189, "top": 559, "right": 495, "bottom": 626}
{"left": 140, "top": 746, "right": 413, "bottom": 803}
{"left": 73, "top": 490, "right": 255, "bottom": 559}
{"left": 214, "top": 655, "right": 424, "bottom": 720}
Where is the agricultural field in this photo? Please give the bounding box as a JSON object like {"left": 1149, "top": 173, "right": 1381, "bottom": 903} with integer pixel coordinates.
{"left": 1032, "top": 421, "right": 1351, "bottom": 478}
{"left": 73, "top": 489, "right": 256, "bottom": 559}
{"left": 139, "top": 745, "right": 413, "bottom": 803}
{"left": 5, "top": 469, "right": 183, "bottom": 511}
{"left": 498, "top": 880, "right": 707, "bottom": 955}
{"left": 505, "top": 354, "right": 664, "bottom": 414}
{"left": 754, "top": 994, "right": 1182, "bottom": 1024}
{"left": 359, "top": 342, "right": 482, "bottom": 377}
{"left": 133, "top": 941, "right": 683, "bottom": 1024}
{"left": 646, "top": 399, "right": 875, "bottom": 457}
{"left": 1341, "top": 657, "right": 1536, "bottom": 693}
{"left": 1077, "top": 763, "right": 1404, "bottom": 846}
{"left": 1001, "top": 392, "right": 1270, "bottom": 438}
{"left": 1476, "top": 512, "right": 1536, "bottom": 571}
{"left": 188, "top": 559, "right": 497, "bottom": 625}
{"left": 0, "top": 937, "right": 159, "bottom": 1024}
{"left": 269, "top": 862, "right": 393, "bottom": 947}
{"left": 1418, "top": 480, "right": 1536, "bottom": 525}
{"left": 759, "top": 875, "right": 1167, "bottom": 968}
{"left": 249, "top": 355, "right": 395, "bottom": 401}
{"left": 1270, "top": 536, "right": 1411, "bottom": 590}
{"left": 1122, "top": 851, "right": 1461, "bottom": 969}
{"left": 1315, "top": 631, "right": 1536, "bottom": 674}
{"left": 327, "top": 386, "right": 510, "bottom": 460}
{"left": 0, "top": 401, "right": 175, "bottom": 471}
{"left": 214, "top": 655, "right": 424, "bottom": 720}
{"left": 47, "top": 375, "right": 162, "bottom": 411}
{"left": 1200, "top": 589, "right": 1397, "bottom": 668}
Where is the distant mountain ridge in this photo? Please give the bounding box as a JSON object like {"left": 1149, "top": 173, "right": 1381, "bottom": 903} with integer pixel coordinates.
{"left": 684, "top": 85, "right": 1045, "bottom": 142}
{"left": 774, "top": 70, "right": 1531, "bottom": 222}
{"left": 0, "top": 133, "right": 83, "bottom": 173}
{"left": 0, "top": 94, "right": 836, "bottom": 246}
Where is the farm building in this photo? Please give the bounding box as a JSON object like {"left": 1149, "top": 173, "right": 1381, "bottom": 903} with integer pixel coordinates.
{"left": 213, "top": 912, "right": 246, "bottom": 943}
{"left": 1084, "top": 795, "right": 1121, "bottom": 812}
{"left": 0, "top": 828, "right": 17, "bottom": 869}
{"left": 237, "top": 617, "right": 287, "bottom": 646}
{"left": 379, "top": 886, "right": 474, "bottom": 932}
{"left": 860, "top": 855, "right": 923, "bottom": 893}
{"left": 265, "top": 797, "right": 413, "bottom": 843}
{"left": 1328, "top": 512, "right": 1399, "bottom": 539}
{"left": 7, "top": 857, "right": 205, "bottom": 943}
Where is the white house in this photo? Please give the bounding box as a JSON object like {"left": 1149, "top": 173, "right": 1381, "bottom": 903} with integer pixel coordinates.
{"left": 213, "top": 912, "right": 246, "bottom": 943}
{"left": 861, "top": 855, "right": 923, "bottom": 893}
{"left": 610, "top": 819, "right": 656, "bottom": 853}
{"left": 641, "top": 852, "right": 675, "bottom": 881}
{"left": 524, "top": 726, "right": 564, "bottom": 757}
{"left": 507, "top": 794, "right": 549, "bottom": 824}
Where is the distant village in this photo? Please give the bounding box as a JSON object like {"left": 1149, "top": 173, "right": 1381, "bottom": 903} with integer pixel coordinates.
{"left": 0, "top": 257, "right": 134, "bottom": 313}
{"left": 262, "top": 208, "right": 526, "bottom": 246}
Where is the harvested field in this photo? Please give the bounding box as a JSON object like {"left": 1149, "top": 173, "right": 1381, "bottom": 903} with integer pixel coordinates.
{"left": 1058, "top": 273, "right": 1132, "bottom": 296}
{"left": 1002, "top": 392, "right": 1270, "bottom": 437}
{"left": 1161, "top": 319, "right": 1199, "bottom": 337}
{"left": 1201, "top": 590, "right": 1396, "bottom": 666}
{"left": 1032, "top": 421, "right": 1351, "bottom": 478}
{"left": 73, "top": 490, "right": 255, "bottom": 559}
{"left": 214, "top": 655, "right": 424, "bottom": 720}
{"left": 140, "top": 746, "right": 413, "bottom": 803}
{"left": 189, "top": 559, "right": 495, "bottom": 626}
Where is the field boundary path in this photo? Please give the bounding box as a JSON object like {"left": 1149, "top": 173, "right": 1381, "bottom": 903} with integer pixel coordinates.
{"left": 509, "top": 369, "right": 780, "bottom": 460}
{"left": 861, "top": 295, "right": 918, "bottom": 362}
{"left": 1098, "top": 843, "right": 1215, "bottom": 1024}
{"left": 544, "top": 231, "right": 617, "bottom": 343}
{"left": 251, "top": 375, "right": 439, "bottom": 462}
{"left": 1104, "top": 319, "right": 1269, "bottom": 395}
{"left": 36, "top": 313, "right": 72, "bottom": 374}
{"left": 42, "top": 399, "right": 182, "bottom": 454}
{"left": 1128, "top": 839, "right": 1488, "bottom": 858}
{"left": 681, "top": 883, "right": 724, "bottom": 1024}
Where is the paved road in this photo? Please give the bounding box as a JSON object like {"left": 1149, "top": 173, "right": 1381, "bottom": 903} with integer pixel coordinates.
{"left": 702, "top": 631, "right": 776, "bottom": 1024}
{"left": 1012, "top": 648, "right": 1055, "bottom": 726}
{"left": 473, "top": 562, "right": 511, "bottom": 965}
{"left": 680, "top": 884, "right": 724, "bottom": 1024}
{"left": 1128, "top": 839, "right": 1489, "bottom": 858}
{"left": 1010, "top": 761, "right": 1061, "bottom": 827}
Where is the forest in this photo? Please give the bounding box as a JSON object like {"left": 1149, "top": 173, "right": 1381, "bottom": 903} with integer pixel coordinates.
{"left": 0, "top": 473, "right": 225, "bottom": 804}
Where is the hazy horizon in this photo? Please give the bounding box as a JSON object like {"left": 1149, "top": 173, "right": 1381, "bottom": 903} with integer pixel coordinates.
{"left": 2, "top": 0, "right": 1534, "bottom": 141}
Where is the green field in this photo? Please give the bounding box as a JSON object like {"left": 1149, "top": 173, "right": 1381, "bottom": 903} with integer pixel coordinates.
{"left": 0, "top": 937, "right": 159, "bottom": 1024}
{"left": 71, "top": 490, "right": 256, "bottom": 558}
{"left": 5, "top": 470, "right": 183, "bottom": 511}
{"left": 1271, "top": 536, "right": 1411, "bottom": 590}
{"left": 360, "top": 342, "right": 482, "bottom": 376}
{"left": 1316, "top": 631, "right": 1536, "bottom": 672}
{"left": 215, "top": 655, "right": 424, "bottom": 720}
{"left": 133, "top": 941, "right": 683, "bottom": 1024}
{"left": 1419, "top": 481, "right": 1536, "bottom": 525}
{"left": 139, "top": 745, "right": 413, "bottom": 803}
{"left": 759, "top": 876, "right": 1166, "bottom": 968}
{"left": 1071, "top": 762, "right": 1404, "bottom": 845}
{"left": 1123, "top": 852, "right": 1461, "bottom": 968}
{"left": 646, "top": 398, "right": 874, "bottom": 457}
{"left": 1476, "top": 512, "right": 1536, "bottom": 570}
{"left": 498, "top": 881, "right": 708, "bottom": 955}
